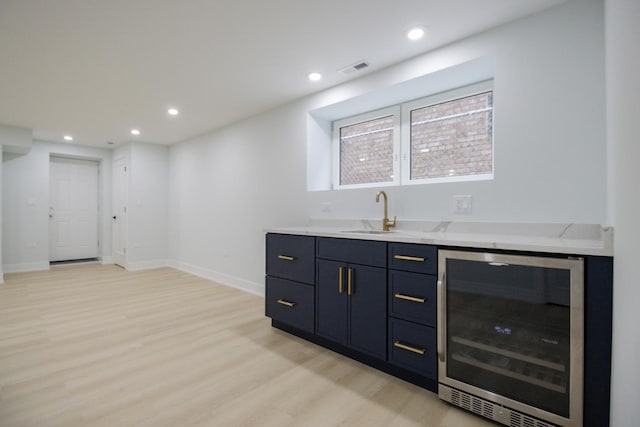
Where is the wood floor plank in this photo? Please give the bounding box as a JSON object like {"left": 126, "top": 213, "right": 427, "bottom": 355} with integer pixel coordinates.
{"left": 0, "top": 264, "right": 493, "bottom": 426}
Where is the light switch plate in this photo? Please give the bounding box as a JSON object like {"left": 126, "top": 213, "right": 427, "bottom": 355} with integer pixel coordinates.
{"left": 453, "top": 195, "right": 472, "bottom": 214}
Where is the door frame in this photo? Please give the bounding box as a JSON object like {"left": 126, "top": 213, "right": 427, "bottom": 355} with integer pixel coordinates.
{"left": 113, "top": 155, "right": 128, "bottom": 268}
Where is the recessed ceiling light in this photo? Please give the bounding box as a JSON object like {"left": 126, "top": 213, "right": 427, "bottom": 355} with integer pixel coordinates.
{"left": 308, "top": 72, "right": 322, "bottom": 82}
{"left": 407, "top": 27, "right": 425, "bottom": 41}
{"left": 63, "top": 135, "right": 73, "bottom": 141}
{"left": 168, "top": 108, "right": 179, "bottom": 116}
{"left": 131, "top": 129, "right": 140, "bottom": 135}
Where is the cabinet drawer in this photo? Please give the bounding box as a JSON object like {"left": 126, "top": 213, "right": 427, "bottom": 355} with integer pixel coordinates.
{"left": 266, "top": 233, "right": 315, "bottom": 284}
{"left": 265, "top": 277, "right": 314, "bottom": 333}
{"left": 317, "top": 237, "right": 386, "bottom": 267}
{"left": 389, "top": 270, "right": 436, "bottom": 326}
{"left": 389, "top": 318, "right": 437, "bottom": 379}
{"left": 388, "top": 243, "right": 437, "bottom": 274}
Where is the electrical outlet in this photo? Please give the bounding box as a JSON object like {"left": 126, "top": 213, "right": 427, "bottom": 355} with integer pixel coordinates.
{"left": 453, "top": 195, "right": 472, "bottom": 214}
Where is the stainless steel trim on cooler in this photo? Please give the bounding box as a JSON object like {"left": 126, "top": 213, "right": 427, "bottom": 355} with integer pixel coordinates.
{"left": 439, "top": 384, "right": 556, "bottom": 427}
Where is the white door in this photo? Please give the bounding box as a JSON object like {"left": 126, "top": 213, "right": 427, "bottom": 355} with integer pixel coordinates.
{"left": 49, "top": 157, "right": 99, "bottom": 262}
{"left": 113, "top": 157, "right": 128, "bottom": 267}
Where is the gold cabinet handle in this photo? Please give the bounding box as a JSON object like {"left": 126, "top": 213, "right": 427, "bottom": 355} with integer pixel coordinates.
{"left": 394, "top": 341, "right": 426, "bottom": 355}
{"left": 347, "top": 268, "right": 353, "bottom": 295}
{"left": 277, "top": 299, "right": 296, "bottom": 307}
{"left": 394, "top": 293, "right": 426, "bottom": 303}
{"left": 278, "top": 255, "right": 295, "bottom": 261}
{"left": 338, "top": 266, "right": 344, "bottom": 294}
{"left": 394, "top": 255, "right": 425, "bottom": 262}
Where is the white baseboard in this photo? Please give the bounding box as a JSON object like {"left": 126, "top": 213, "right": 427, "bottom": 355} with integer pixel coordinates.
{"left": 101, "top": 256, "right": 114, "bottom": 265}
{"left": 3, "top": 261, "right": 50, "bottom": 274}
{"left": 167, "top": 259, "right": 264, "bottom": 297}
{"left": 125, "top": 259, "right": 169, "bottom": 271}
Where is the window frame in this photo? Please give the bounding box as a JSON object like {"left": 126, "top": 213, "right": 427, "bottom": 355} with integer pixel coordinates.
{"left": 400, "top": 80, "right": 494, "bottom": 185}
{"left": 331, "top": 80, "right": 494, "bottom": 190}
{"left": 332, "top": 105, "right": 401, "bottom": 190}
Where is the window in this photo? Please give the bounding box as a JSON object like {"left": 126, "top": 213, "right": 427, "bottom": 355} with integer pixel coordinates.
{"left": 332, "top": 81, "right": 493, "bottom": 189}
{"left": 333, "top": 106, "right": 400, "bottom": 189}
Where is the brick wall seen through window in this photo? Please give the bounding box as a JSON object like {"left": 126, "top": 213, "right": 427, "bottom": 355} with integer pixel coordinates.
{"left": 340, "top": 115, "right": 395, "bottom": 186}
{"left": 410, "top": 91, "right": 493, "bottom": 179}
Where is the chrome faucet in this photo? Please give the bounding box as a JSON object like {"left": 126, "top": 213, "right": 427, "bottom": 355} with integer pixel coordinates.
{"left": 375, "top": 191, "right": 396, "bottom": 231}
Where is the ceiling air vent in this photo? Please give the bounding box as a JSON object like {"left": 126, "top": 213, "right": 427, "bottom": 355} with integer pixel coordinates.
{"left": 338, "top": 60, "right": 369, "bottom": 74}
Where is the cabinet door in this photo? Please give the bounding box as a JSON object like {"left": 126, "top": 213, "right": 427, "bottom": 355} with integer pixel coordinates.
{"left": 389, "top": 317, "right": 437, "bottom": 379}
{"left": 349, "top": 264, "right": 387, "bottom": 359}
{"left": 316, "top": 259, "right": 348, "bottom": 346}
{"left": 317, "top": 237, "right": 387, "bottom": 267}
{"left": 388, "top": 243, "right": 437, "bottom": 274}
{"left": 265, "top": 277, "right": 315, "bottom": 333}
{"left": 389, "top": 270, "right": 437, "bottom": 327}
{"left": 266, "top": 233, "right": 315, "bottom": 284}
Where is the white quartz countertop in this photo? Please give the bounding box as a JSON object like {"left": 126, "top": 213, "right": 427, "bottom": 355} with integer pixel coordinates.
{"left": 265, "top": 219, "right": 613, "bottom": 257}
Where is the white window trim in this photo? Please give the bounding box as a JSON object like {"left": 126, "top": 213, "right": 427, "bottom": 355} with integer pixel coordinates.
{"left": 400, "top": 80, "right": 494, "bottom": 185}
{"left": 332, "top": 105, "right": 400, "bottom": 190}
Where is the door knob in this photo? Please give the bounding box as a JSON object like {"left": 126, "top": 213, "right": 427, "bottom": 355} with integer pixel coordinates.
{"left": 112, "top": 215, "right": 117, "bottom": 220}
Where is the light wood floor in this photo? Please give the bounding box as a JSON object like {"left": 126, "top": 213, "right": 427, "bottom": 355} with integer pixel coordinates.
{"left": 0, "top": 264, "right": 493, "bottom": 427}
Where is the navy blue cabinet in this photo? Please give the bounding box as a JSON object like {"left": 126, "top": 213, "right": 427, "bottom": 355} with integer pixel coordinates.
{"left": 388, "top": 243, "right": 437, "bottom": 275}
{"left": 266, "top": 276, "right": 315, "bottom": 333}
{"left": 387, "top": 242, "right": 438, "bottom": 379}
{"left": 316, "top": 238, "right": 387, "bottom": 360}
{"left": 316, "top": 259, "right": 348, "bottom": 344}
{"left": 317, "top": 237, "right": 387, "bottom": 267}
{"left": 266, "top": 233, "right": 315, "bottom": 284}
{"left": 389, "top": 317, "right": 437, "bottom": 378}
{"left": 265, "top": 233, "right": 316, "bottom": 332}
{"left": 389, "top": 270, "right": 437, "bottom": 326}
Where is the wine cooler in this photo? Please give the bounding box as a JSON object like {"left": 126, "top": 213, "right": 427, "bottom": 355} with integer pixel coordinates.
{"left": 437, "top": 250, "right": 584, "bottom": 427}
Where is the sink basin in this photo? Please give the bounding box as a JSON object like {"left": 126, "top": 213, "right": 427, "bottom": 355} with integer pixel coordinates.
{"left": 341, "top": 229, "right": 396, "bottom": 235}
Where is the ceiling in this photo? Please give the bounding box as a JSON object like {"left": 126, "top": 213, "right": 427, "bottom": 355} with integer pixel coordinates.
{"left": 0, "top": 0, "right": 566, "bottom": 148}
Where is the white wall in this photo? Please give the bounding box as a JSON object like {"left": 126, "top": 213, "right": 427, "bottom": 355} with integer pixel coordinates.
{"left": 0, "top": 148, "right": 3, "bottom": 282}
{"left": 606, "top": 0, "right": 640, "bottom": 425}
{"left": 168, "top": 0, "right": 607, "bottom": 291}
{"left": 128, "top": 142, "right": 169, "bottom": 269}
{"left": 2, "top": 140, "right": 113, "bottom": 272}
{"left": 168, "top": 103, "right": 309, "bottom": 294}
{"left": 0, "top": 124, "right": 31, "bottom": 154}
{"left": 306, "top": 0, "right": 605, "bottom": 223}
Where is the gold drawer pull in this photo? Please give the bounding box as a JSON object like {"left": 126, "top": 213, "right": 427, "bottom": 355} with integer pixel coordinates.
{"left": 277, "top": 299, "right": 296, "bottom": 308}
{"left": 394, "top": 255, "right": 425, "bottom": 262}
{"left": 347, "top": 268, "right": 353, "bottom": 295}
{"left": 278, "top": 255, "right": 295, "bottom": 261}
{"left": 338, "top": 266, "right": 344, "bottom": 293}
{"left": 394, "top": 341, "right": 426, "bottom": 355}
{"left": 394, "top": 293, "right": 426, "bottom": 303}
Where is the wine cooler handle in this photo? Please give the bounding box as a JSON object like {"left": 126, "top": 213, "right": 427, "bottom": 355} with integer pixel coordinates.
{"left": 437, "top": 271, "right": 446, "bottom": 363}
